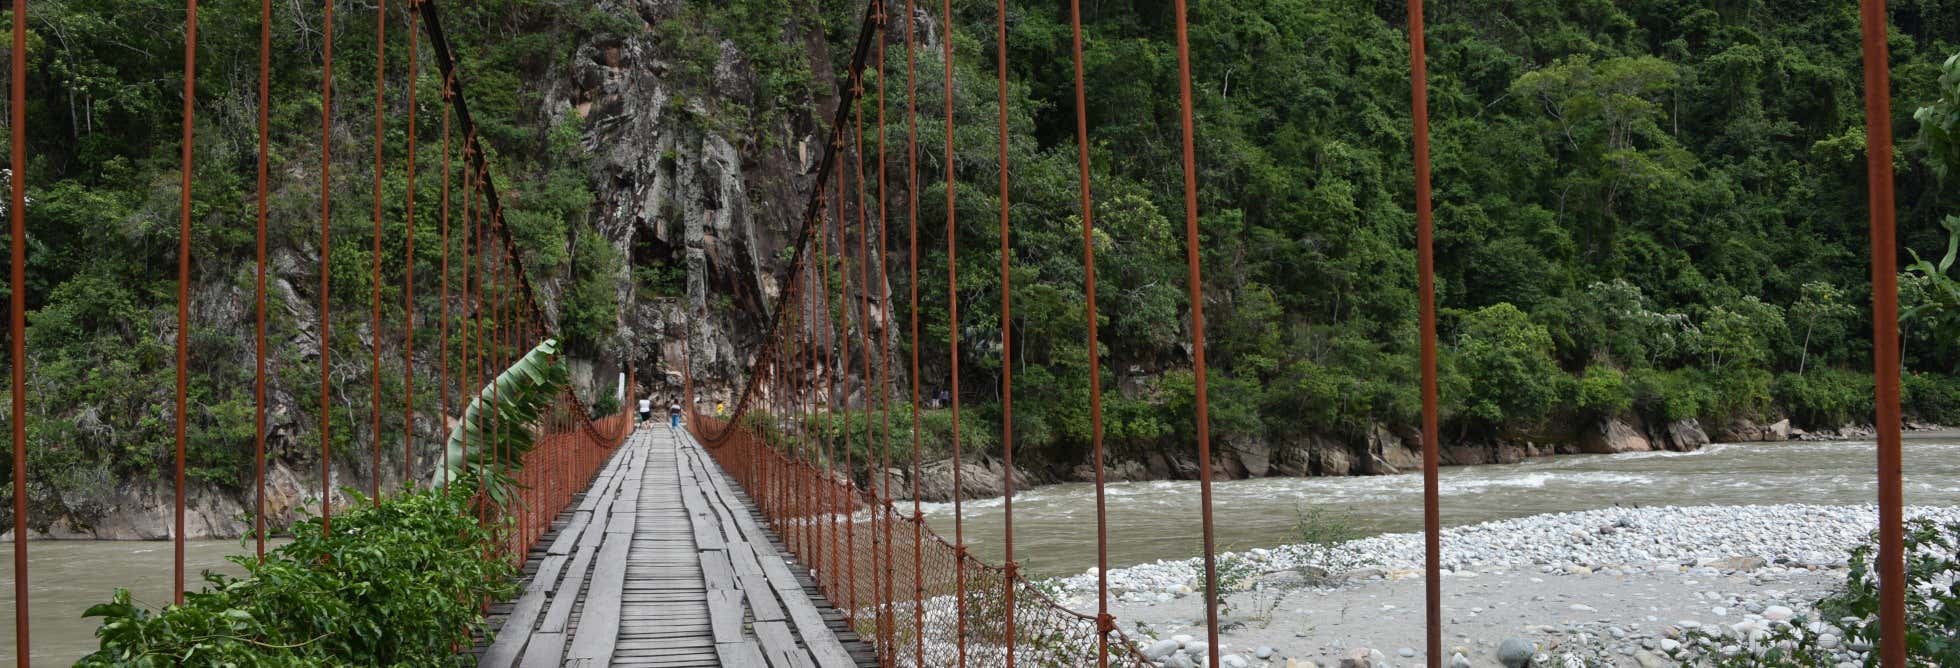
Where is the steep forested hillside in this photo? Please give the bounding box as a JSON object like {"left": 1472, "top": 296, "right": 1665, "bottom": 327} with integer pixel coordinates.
{"left": 3, "top": 0, "right": 1960, "bottom": 531}
{"left": 872, "top": 0, "right": 1960, "bottom": 477}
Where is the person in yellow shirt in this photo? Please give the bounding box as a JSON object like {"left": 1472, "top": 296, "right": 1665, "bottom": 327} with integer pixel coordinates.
{"left": 715, "top": 400, "right": 727, "bottom": 417}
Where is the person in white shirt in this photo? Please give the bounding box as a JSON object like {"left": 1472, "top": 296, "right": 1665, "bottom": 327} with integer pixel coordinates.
{"left": 637, "top": 397, "right": 652, "bottom": 422}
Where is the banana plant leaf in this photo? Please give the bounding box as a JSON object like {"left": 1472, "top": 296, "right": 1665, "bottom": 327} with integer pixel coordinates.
{"left": 431, "top": 338, "right": 572, "bottom": 507}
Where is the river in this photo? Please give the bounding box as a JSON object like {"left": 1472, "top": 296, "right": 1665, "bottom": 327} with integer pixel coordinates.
{"left": 6, "top": 435, "right": 1957, "bottom": 663}
{"left": 922, "top": 434, "right": 1960, "bottom": 579}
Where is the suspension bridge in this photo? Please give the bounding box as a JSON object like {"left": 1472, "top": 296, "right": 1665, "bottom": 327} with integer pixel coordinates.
{"left": 1, "top": 0, "right": 1922, "bottom": 664}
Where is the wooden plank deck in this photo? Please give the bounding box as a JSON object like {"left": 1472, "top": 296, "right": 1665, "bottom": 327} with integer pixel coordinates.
{"left": 476, "top": 426, "right": 872, "bottom": 667}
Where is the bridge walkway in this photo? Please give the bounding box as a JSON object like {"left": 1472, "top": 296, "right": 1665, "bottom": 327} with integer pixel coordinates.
{"left": 477, "top": 425, "right": 872, "bottom": 667}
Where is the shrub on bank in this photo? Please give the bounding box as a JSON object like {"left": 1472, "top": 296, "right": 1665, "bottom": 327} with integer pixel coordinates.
{"left": 1904, "top": 371, "right": 1960, "bottom": 425}
{"left": 77, "top": 485, "right": 517, "bottom": 666}
{"left": 1772, "top": 370, "right": 1874, "bottom": 429}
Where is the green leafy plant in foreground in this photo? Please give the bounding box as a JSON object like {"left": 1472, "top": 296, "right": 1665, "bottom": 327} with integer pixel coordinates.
{"left": 77, "top": 485, "right": 518, "bottom": 666}
{"left": 432, "top": 338, "right": 573, "bottom": 510}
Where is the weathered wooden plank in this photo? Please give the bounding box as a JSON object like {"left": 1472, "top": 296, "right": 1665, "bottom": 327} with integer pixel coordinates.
{"left": 514, "top": 631, "right": 566, "bottom": 668}
{"left": 530, "top": 554, "right": 569, "bottom": 595}
{"left": 758, "top": 553, "right": 858, "bottom": 668}
{"left": 753, "top": 620, "right": 808, "bottom": 668}
{"left": 546, "top": 511, "right": 591, "bottom": 555}
{"left": 536, "top": 544, "right": 595, "bottom": 633}
{"left": 478, "top": 590, "right": 543, "bottom": 667}
{"left": 708, "top": 589, "right": 746, "bottom": 644}
{"left": 716, "top": 641, "right": 770, "bottom": 668}
{"left": 728, "top": 544, "right": 786, "bottom": 622}
{"left": 700, "top": 548, "right": 736, "bottom": 590}
{"left": 564, "top": 501, "right": 634, "bottom": 664}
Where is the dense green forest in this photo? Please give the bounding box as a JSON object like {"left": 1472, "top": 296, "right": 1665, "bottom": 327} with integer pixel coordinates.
{"left": 854, "top": 0, "right": 1960, "bottom": 468}
{"left": 3, "top": 0, "right": 1960, "bottom": 508}
{"left": 0, "top": 0, "right": 628, "bottom": 504}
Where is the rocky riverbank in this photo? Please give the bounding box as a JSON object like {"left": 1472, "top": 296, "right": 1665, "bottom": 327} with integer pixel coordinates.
{"left": 885, "top": 421, "right": 1942, "bottom": 504}
{"left": 1047, "top": 504, "right": 1960, "bottom": 668}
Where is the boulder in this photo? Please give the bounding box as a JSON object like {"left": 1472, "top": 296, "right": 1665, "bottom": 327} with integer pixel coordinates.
{"left": 1497, "top": 638, "right": 1535, "bottom": 668}
{"left": 1369, "top": 423, "right": 1422, "bottom": 473}
{"left": 904, "top": 457, "right": 1031, "bottom": 502}
{"left": 1766, "top": 418, "right": 1791, "bottom": 440}
{"left": 1579, "top": 418, "right": 1653, "bottom": 454}
{"left": 1224, "top": 435, "right": 1273, "bottom": 477}
{"left": 1663, "top": 418, "right": 1710, "bottom": 451}
{"left": 1253, "top": 565, "right": 1333, "bottom": 589}
{"left": 1706, "top": 556, "right": 1767, "bottom": 571}
{"left": 1316, "top": 442, "right": 1359, "bottom": 476}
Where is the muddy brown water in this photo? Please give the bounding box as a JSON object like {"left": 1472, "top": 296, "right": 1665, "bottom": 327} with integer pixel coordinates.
{"left": 6, "top": 435, "right": 1957, "bottom": 663}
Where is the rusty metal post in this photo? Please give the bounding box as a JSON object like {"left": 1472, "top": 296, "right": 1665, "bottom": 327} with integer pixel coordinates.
{"left": 1407, "top": 0, "right": 1443, "bottom": 665}
{"left": 12, "top": 0, "right": 33, "bottom": 655}
{"left": 174, "top": 0, "right": 199, "bottom": 606}
{"left": 1857, "top": 1, "right": 1906, "bottom": 664}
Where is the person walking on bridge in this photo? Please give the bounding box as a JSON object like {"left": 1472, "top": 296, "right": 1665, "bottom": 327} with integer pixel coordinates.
{"left": 669, "top": 400, "right": 683, "bottom": 429}
{"left": 637, "top": 396, "right": 652, "bottom": 423}
{"left": 715, "top": 400, "right": 727, "bottom": 418}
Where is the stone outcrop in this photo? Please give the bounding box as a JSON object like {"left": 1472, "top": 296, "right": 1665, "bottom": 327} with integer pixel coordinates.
{"left": 1660, "top": 418, "right": 1711, "bottom": 451}
{"left": 898, "top": 456, "right": 1034, "bottom": 502}
{"left": 1714, "top": 418, "right": 1794, "bottom": 443}
{"left": 1580, "top": 418, "right": 1653, "bottom": 454}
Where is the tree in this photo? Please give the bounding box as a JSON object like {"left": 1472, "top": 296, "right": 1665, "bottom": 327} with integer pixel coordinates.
{"left": 1917, "top": 53, "right": 1960, "bottom": 182}
{"left": 1789, "top": 281, "right": 1857, "bottom": 375}
{"left": 1455, "top": 303, "right": 1563, "bottom": 430}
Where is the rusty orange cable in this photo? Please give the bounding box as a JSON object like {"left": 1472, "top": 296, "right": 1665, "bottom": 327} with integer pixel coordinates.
{"left": 255, "top": 0, "right": 272, "bottom": 562}
{"left": 173, "top": 0, "right": 198, "bottom": 606}
{"left": 9, "top": 0, "right": 26, "bottom": 649}
{"left": 902, "top": 0, "right": 926, "bottom": 657}
{"left": 370, "top": 0, "right": 388, "bottom": 504}
{"left": 1064, "top": 0, "right": 1111, "bottom": 658}
{"left": 821, "top": 163, "right": 841, "bottom": 599}
{"left": 849, "top": 70, "right": 869, "bottom": 626}
{"left": 871, "top": 7, "right": 897, "bottom": 652}
{"left": 937, "top": 0, "right": 966, "bottom": 655}
{"left": 404, "top": 1, "right": 419, "bottom": 489}
{"left": 439, "top": 76, "right": 453, "bottom": 491}
{"left": 1167, "top": 0, "right": 1220, "bottom": 660}
{"left": 319, "top": 0, "right": 336, "bottom": 535}
{"left": 1857, "top": 0, "right": 1906, "bottom": 664}
{"left": 990, "top": 0, "right": 1019, "bottom": 656}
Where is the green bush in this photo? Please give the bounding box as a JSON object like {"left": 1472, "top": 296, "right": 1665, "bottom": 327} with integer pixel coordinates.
{"left": 1573, "top": 365, "right": 1634, "bottom": 419}
{"left": 1455, "top": 303, "right": 1564, "bottom": 430}
{"left": 1904, "top": 372, "right": 1960, "bottom": 425}
{"left": 1773, "top": 370, "right": 1875, "bottom": 428}
{"left": 1629, "top": 367, "right": 1717, "bottom": 424}
{"left": 78, "top": 485, "right": 517, "bottom": 666}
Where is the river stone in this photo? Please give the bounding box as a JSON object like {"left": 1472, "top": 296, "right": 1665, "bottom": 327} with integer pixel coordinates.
{"left": 1498, "top": 638, "right": 1535, "bottom": 668}
{"left": 1764, "top": 605, "right": 1794, "bottom": 621}
{"left": 1633, "top": 650, "right": 1671, "bottom": 668}
{"left": 1144, "top": 639, "right": 1181, "bottom": 659}
{"left": 1337, "top": 647, "right": 1382, "bottom": 668}
{"left": 1255, "top": 646, "right": 1275, "bottom": 659}
{"left": 1449, "top": 653, "right": 1472, "bottom": 668}
{"left": 1708, "top": 556, "right": 1767, "bottom": 571}
{"left": 1222, "top": 655, "right": 1250, "bottom": 668}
